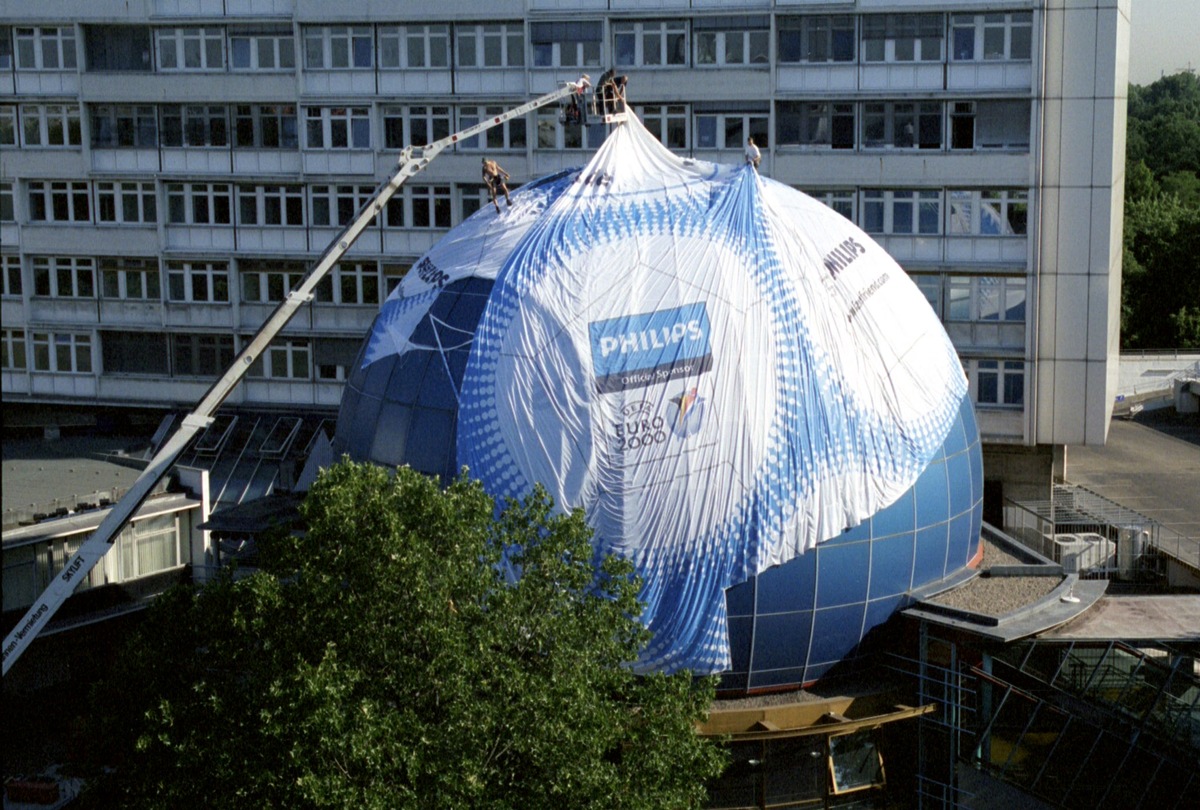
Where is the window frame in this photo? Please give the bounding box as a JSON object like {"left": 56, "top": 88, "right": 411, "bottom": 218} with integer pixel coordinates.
{"left": 530, "top": 21, "right": 602, "bottom": 69}
{"left": 229, "top": 27, "right": 295, "bottom": 71}
{"left": 19, "top": 103, "right": 82, "bottom": 148}
{"left": 778, "top": 15, "right": 856, "bottom": 64}
{"left": 304, "top": 105, "right": 371, "bottom": 150}
{"left": 27, "top": 180, "right": 91, "bottom": 223}
{"left": 171, "top": 332, "right": 234, "bottom": 377}
{"left": 165, "top": 260, "right": 230, "bottom": 304}
{"left": 378, "top": 24, "right": 450, "bottom": 70}
{"left": 248, "top": 337, "right": 312, "bottom": 380}
{"left": 776, "top": 101, "right": 855, "bottom": 149}
{"left": 693, "top": 18, "right": 769, "bottom": 68}
{"left": 383, "top": 105, "right": 452, "bottom": 149}
{"left": 31, "top": 331, "right": 93, "bottom": 374}
{"left": 613, "top": 20, "right": 688, "bottom": 68}
{"left": 96, "top": 181, "right": 158, "bottom": 225}
{"left": 1, "top": 328, "right": 27, "bottom": 371}
{"left": 303, "top": 25, "right": 373, "bottom": 70}
{"left": 457, "top": 105, "right": 527, "bottom": 151}
{"left": 99, "top": 257, "right": 160, "bottom": 300}
{"left": 161, "top": 104, "right": 229, "bottom": 148}
{"left": 155, "top": 26, "right": 225, "bottom": 72}
{"left": 862, "top": 189, "right": 942, "bottom": 236}
{"left": 455, "top": 23, "right": 525, "bottom": 69}
{"left": 309, "top": 183, "right": 375, "bottom": 228}
{"left": 233, "top": 104, "right": 298, "bottom": 150}
{"left": 236, "top": 184, "right": 305, "bottom": 227}
{"left": 90, "top": 105, "right": 158, "bottom": 149}
{"left": 861, "top": 14, "right": 944, "bottom": 63}
{"left": 15, "top": 26, "right": 77, "bottom": 71}
{"left": 166, "top": 182, "right": 233, "bottom": 226}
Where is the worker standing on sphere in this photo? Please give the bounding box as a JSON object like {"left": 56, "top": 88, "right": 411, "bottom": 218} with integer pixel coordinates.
{"left": 482, "top": 158, "right": 512, "bottom": 213}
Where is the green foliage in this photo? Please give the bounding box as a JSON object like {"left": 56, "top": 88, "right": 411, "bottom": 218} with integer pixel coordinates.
{"left": 1123, "top": 72, "right": 1200, "bottom": 349}
{"left": 1121, "top": 192, "right": 1200, "bottom": 348}
{"left": 83, "top": 461, "right": 726, "bottom": 809}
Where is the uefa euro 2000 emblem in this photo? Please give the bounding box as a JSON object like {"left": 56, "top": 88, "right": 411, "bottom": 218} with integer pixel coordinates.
{"left": 667, "top": 386, "right": 706, "bottom": 439}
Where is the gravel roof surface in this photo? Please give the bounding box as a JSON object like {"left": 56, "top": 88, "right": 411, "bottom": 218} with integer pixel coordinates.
{"left": 981, "top": 536, "right": 1029, "bottom": 568}
{"left": 928, "top": 575, "right": 1062, "bottom": 616}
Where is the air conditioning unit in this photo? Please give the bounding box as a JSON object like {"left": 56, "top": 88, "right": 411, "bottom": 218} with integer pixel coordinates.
{"left": 1053, "top": 533, "right": 1114, "bottom": 574}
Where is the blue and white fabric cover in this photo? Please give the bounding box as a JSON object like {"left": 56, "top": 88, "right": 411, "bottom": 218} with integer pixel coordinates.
{"left": 362, "top": 114, "right": 967, "bottom": 674}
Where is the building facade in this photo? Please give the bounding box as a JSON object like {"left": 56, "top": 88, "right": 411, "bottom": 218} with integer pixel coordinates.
{"left": 0, "top": 0, "right": 1130, "bottom": 504}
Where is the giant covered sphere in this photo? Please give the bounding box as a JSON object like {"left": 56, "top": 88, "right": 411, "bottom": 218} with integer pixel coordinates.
{"left": 335, "top": 116, "right": 982, "bottom": 689}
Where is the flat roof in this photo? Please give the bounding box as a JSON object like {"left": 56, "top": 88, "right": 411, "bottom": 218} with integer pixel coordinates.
{"left": 1035, "top": 595, "right": 1200, "bottom": 642}
{"left": 2, "top": 435, "right": 147, "bottom": 520}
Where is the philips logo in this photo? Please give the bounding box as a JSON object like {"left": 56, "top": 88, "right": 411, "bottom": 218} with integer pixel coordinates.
{"left": 597, "top": 319, "right": 704, "bottom": 359}
{"left": 590, "top": 303, "right": 713, "bottom": 394}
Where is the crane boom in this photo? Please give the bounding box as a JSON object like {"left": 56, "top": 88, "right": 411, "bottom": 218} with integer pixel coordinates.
{"left": 2, "top": 75, "right": 593, "bottom": 676}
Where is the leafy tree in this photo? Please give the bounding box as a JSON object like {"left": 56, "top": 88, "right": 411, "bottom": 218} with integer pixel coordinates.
{"left": 1122, "top": 192, "right": 1200, "bottom": 348}
{"left": 83, "top": 462, "right": 727, "bottom": 809}
{"left": 1123, "top": 72, "right": 1200, "bottom": 349}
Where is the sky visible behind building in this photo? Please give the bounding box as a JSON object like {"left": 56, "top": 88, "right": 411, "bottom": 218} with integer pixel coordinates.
{"left": 1130, "top": 0, "right": 1199, "bottom": 85}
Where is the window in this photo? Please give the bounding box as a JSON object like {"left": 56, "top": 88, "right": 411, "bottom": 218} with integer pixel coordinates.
{"left": 694, "top": 17, "right": 768, "bottom": 67}
{"left": 15, "top": 27, "right": 77, "bottom": 71}
{"left": 2, "top": 255, "right": 21, "bottom": 297}
{"left": 229, "top": 27, "right": 295, "bottom": 71}
{"left": 303, "top": 25, "right": 372, "bottom": 69}
{"left": 695, "top": 108, "right": 769, "bottom": 150}
{"left": 383, "top": 105, "right": 451, "bottom": 148}
{"left": 974, "top": 359, "right": 1025, "bottom": 407}
{"left": 117, "top": 514, "right": 180, "bottom": 580}
{"left": 383, "top": 262, "right": 411, "bottom": 297}
{"left": 460, "top": 184, "right": 491, "bottom": 220}
{"left": 862, "top": 14, "right": 943, "bottom": 63}
{"left": 950, "top": 100, "right": 1030, "bottom": 150}
{"left": 237, "top": 184, "right": 304, "bottom": 227}
{"left": 28, "top": 181, "right": 91, "bottom": 223}
{"left": 778, "top": 16, "right": 855, "bottom": 63}
{"left": 91, "top": 105, "right": 157, "bottom": 148}
{"left": 536, "top": 109, "right": 606, "bottom": 151}
{"left": 310, "top": 184, "right": 374, "bottom": 228}
{"left": 314, "top": 338, "right": 363, "bottom": 381}
{"left": 166, "top": 183, "right": 232, "bottom": 225}
{"left": 240, "top": 260, "right": 307, "bottom": 303}
{"left": 640, "top": 105, "right": 688, "bottom": 150}
{"left": 32, "top": 331, "right": 92, "bottom": 373}
{"left": 0, "top": 182, "right": 13, "bottom": 222}
{"left": 233, "top": 104, "right": 298, "bottom": 149}
{"left": 33, "top": 256, "right": 95, "bottom": 298}
{"left": 161, "top": 105, "right": 228, "bottom": 148}
{"left": 862, "top": 102, "right": 942, "bottom": 150}
{"left": 0, "top": 105, "right": 15, "bottom": 147}
{"left": 305, "top": 106, "right": 370, "bottom": 150}
{"left": 249, "top": 337, "right": 311, "bottom": 380}
{"left": 946, "top": 275, "right": 1026, "bottom": 323}
{"left": 410, "top": 185, "right": 452, "bottom": 229}
{"left": 952, "top": 13, "right": 1032, "bottom": 61}
{"left": 530, "top": 21, "right": 602, "bottom": 69}
{"left": 101, "top": 331, "right": 168, "bottom": 375}
{"left": 614, "top": 21, "right": 687, "bottom": 68}
{"left": 84, "top": 25, "right": 152, "bottom": 72}
{"left": 166, "top": 260, "right": 230, "bottom": 303}
{"left": 947, "top": 190, "right": 1028, "bottom": 236}
{"left": 171, "top": 332, "right": 233, "bottom": 376}
{"left": 156, "top": 27, "right": 223, "bottom": 71}
{"left": 378, "top": 24, "right": 450, "bottom": 69}
{"left": 829, "top": 731, "right": 885, "bottom": 794}
{"left": 0, "top": 25, "right": 12, "bottom": 70}
{"left": 457, "top": 106, "right": 527, "bottom": 151}
{"left": 315, "top": 262, "right": 380, "bottom": 306}
{"left": 100, "top": 257, "right": 160, "bottom": 300}
{"left": 2, "top": 328, "right": 26, "bottom": 371}
{"left": 456, "top": 23, "right": 524, "bottom": 68}
{"left": 96, "top": 181, "right": 157, "bottom": 224}
{"left": 862, "top": 190, "right": 941, "bottom": 235}
{"left": 805, "top": 190, "right": 855, "bottom": 221}
{"left": 20, "top": 104, "right": 82, "bottom": 148}
{"left": 776, "top": 102, "right": 854, "bottom": 149}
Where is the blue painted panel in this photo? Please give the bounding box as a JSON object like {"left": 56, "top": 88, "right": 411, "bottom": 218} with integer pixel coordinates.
{"left": 867, "top": 533, "right": 916, "bottom": 600}
{"left": 754, "top": 548, "right": 818, "bottom": 613}
{"left": 749, "top": 610, "right": 814, "bottom": 671}
{"left": 807, "top": 604, "right": 867, "bottom": 667}
{"left": 816, "top": 540, "right": 871, "bottom": 609}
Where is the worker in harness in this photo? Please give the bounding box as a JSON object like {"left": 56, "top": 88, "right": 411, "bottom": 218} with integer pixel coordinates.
{"left": 482, "top": 157, "right": 512, "bottom": 213}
